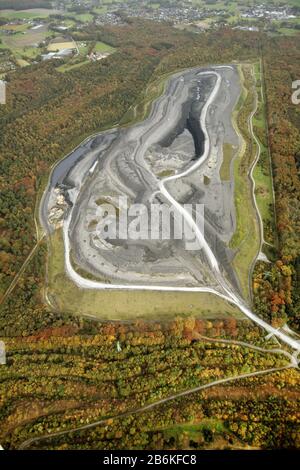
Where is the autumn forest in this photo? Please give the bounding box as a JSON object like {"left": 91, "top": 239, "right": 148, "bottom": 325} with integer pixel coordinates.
{"left": 0, "top": 19, "right": 299, "bottom": 450}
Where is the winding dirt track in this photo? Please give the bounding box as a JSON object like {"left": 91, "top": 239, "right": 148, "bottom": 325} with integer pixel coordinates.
{"left": 19, "top": 361, "right": 293, "bottom": 449}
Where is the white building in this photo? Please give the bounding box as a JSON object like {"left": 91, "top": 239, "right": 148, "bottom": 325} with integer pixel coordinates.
{"left": 0, "top": 341, "right": 6, "bottom": 365}
{"left": 0, "top": 80, "right": 6, "bottom": 105}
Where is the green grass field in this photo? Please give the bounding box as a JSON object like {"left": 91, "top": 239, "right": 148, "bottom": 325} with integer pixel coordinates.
{"left": 73, "top": 13, "right": 94, "bottom": 22}
{"left": 56, "top": 41, "right": 115, "bottom": 73}
{"left": 161, "top": 418, "right": 228, "bottom": 445}
{"left": 47, "top": 230, "right": 243, "bottom": 320}
{"left": 94, "top": 41, "right": 115, "bottom": 53}
{"left": 220, "top": 143, "right": 234, "bottom": 181}
{"left": 0, "top": 41, "right": 43, "bottom": 62}
{"left": 277, "top": 27, "right": 299, "bottom": 36}
{"left": 252, "top": 61, "right": 276, "bottom": 247}
{"left": 56, "top": 60, "right": 89, "bottom": 73}
{"left": 16, "top": 58, "right": 29, "bottom": 66}
{"left": 253, "top": 158, "right": 273, "bottom": 222}
{"left": 94, "top": 7, "right": 108, "bottom": 14}
{"left": 229, "top": 64, "right": 260, "bottom": 299}
{"left": 0, "top": 26, "right": 51, "bottom": 50}
{"left": 0, "top": 23, "right": 29, "bottom": 32}
{"left": 77, "top": 41, "right": 89, "bottom": 55}
{"left": 0, "top": 8, "right": 58, "bottom": 20}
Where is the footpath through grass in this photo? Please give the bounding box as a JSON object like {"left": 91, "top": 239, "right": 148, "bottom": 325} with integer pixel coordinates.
{"left": 252, "top": 61, "right": 276, "bottom": 250}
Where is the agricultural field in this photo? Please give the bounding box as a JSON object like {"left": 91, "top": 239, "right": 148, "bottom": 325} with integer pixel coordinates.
{"left": 55, "top": 40, "right": 115, "bottom": 73}
{"left": 56, "top": 60, "right": 89, "bottom": 73}
{"left": 47, "top": 40, "right": 76, "bottom": 52}
{"left": 0, "top": 24, "right": 50, "bottom": 48}
{"left": 94, "top": 40, "right": 115, "bottom": 53}
{"left": 0, "top": 8, "right": 59, "bottom": 20}
{"left": 0, "top": 21, "right": 52, "bottom": 65}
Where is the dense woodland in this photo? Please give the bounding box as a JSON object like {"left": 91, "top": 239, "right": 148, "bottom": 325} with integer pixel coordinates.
{"left": 0, "top": 319, "right": 296, "bottom": 450}
{"left": 253, "top": 38, "right": 300, "bottom": 330}
{"left": 0, "top": 20, "right": 299, "bottom": 449}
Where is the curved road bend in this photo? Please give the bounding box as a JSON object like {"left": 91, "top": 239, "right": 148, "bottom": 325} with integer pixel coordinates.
{"left": 193, "top": 333, "right": 298, "bottom": 366}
